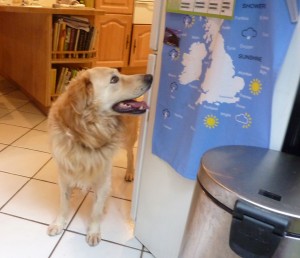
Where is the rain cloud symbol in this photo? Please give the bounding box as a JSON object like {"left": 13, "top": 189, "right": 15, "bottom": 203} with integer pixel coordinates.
{"left": 169, "top": 49, "right": 180, "bottom": 60}
{"left": 242, "top": 27, "right": 257, "bottom": 40}
{"left": 183, "top": 16, "right": 194, "bottom": 28}
{"left": 170, "top": 82, "right": 178, "bottom": 93}
{"left": 162, "top": 109, "right": 170, "bottom": 119}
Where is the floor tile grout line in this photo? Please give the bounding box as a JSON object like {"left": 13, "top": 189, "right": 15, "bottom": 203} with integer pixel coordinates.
{"left": 63, "top": 228, "right": 145, "bottom": 253}
{"left": 0, "top": 107, "right": 46, "bottom": 119}
{"left": 4, "top": 144, "right": 52, "bottom": 155}
{"left": 0, "top": 121, "right": 49, "bottom": 153}
{"left": 0, "top": 88, "right": 27, "bottom": 98}
{"left": 0, "top": 177, "right": 32, "bottom": 211}
{"left": 0, "top": 156, "right": 52, "bottom": 211}
{"left": 0, "top": 144, "right": 10, "bottom": 153}
{"left": 99, "top": 238, "right": 144, "bottom": 253}
{"left": 0, "top": 210, "right": 145, "bottom": 255}
{"left": 14, "top": 99, "right": 32, "bottom": 110}
{"left": 0, "top": 108, "right": 47, "bottom": 130}
{"left": 0, "top": 125, "right": 44, "bottom": 149}
{"left": 31, "top": 117, "right": 48, "bottom": 130}
{"left": 0, "top": 109, "right": 15, "bottom": 119}
{"left": 0, "top": 211, "right": 50, "bottom": 227}
{"left": 30, "top": 157, "right": 54, "bottom": 179}
{"left": 0, "top": 169, "right": 133, "bottom": 202}
{"left": 141, "top": 245, "right": 153, "bottom": 256}
{"left": 0, "top": 122, "right": 34, "bottom": 130}
{"left": 0, "top": 169, "right": 38, "bottom": 180}
{"left": 111, "top": 195, "right": 132, "bottom": 202}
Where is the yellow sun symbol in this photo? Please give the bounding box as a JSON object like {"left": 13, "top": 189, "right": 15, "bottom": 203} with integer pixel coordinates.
{"left": 249, "top": 79, "right": 262, "bottom": 95}
{"left": 204, "top": 115, "right": 219, "bottom": 129}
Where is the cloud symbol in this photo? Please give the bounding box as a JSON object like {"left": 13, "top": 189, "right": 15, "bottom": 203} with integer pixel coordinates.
{"left": 235, "top": 114, "right": 248, "bottom": 124}
{"left": 183, "top": 16, "right": 194, "bottom": 28}
{"left": 169, "top": 49, "right": 180, "bottom": 60}
{"left": 242, "top": 27, "right": 257, "bottom": 40}
{"left": 162, "top": 109, "right": 170, "bottom": 119}
{"left": 170, "top": 82, "right": 178, "bottom": 93}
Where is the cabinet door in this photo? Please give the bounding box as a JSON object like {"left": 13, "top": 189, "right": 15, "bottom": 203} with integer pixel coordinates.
{"left": 95, "top": 0, "right": 133, "bottom": 14}
{"left": 95, "top": 14, "right": 132, "bottom": 67}
{"left": 129, "top": 25, "right": 152, "bottom": 67}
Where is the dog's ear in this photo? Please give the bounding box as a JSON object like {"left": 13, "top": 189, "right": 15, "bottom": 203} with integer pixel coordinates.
{"left": 68, "top": 72, "right": 94, "bottom": 114}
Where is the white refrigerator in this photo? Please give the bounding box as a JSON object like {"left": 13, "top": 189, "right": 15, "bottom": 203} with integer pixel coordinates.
{"left": 131, "top": 2, "right": 300, "bottom": 258}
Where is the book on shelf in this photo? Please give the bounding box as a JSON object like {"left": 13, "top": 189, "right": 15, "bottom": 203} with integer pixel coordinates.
{"left": 64, "top": 27, "right": 72, "bottom": 54}
{"left": 55, "top": 66, "right": 66, "bottom": 94}
{"left": 52, "top": 22, "right": 59, "bottom": 58}
{"left": 52, "top": 15, "right": 96, "bottom": 59}
{"left": 50, "top": 68, "right": 57, "bottom": 95}
{"left": 58, "top": 21, "right": 67, "bottom": 58}
{"left": 52, "top": 66, "right": 87, "bottom": 95}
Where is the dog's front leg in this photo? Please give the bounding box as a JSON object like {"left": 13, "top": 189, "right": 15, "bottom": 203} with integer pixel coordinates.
{"left": 86, "top": 174, "right": 111, "bottom": 246}
{"left": 125, "top": 146, "right": 134, "bottom": 182}
{"left": 47, "top": 180, "right": 71, "bottom": 236}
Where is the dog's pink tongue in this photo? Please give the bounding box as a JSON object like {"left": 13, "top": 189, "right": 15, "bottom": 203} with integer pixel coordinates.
{"left": 130, "top": 101, "right": 149, "bottom": 110}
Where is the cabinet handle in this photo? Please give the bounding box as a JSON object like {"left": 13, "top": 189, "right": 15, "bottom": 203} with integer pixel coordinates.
{"left": 133, "top": 39, "right": 137, "bottom": 54}
{"left": 126, "top": 35, "right": 130, "bottom": 49}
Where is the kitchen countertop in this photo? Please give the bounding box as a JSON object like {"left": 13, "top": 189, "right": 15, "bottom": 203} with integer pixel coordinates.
{"left": 0, "top": 5, "right": 104, "bottom": 15}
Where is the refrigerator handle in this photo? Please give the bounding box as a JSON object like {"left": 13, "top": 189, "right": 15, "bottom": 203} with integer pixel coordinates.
{"left": 150, "top": 0, "right": 164, "bottom": 51}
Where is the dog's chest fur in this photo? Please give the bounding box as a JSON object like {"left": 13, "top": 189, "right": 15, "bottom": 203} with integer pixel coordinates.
{"left": 48, "top": 97, "right": 124, "bottom": 190}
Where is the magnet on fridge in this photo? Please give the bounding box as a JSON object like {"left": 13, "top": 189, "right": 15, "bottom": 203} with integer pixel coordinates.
{"left": 164, "top": 27, "right": 181, "bottom": 48}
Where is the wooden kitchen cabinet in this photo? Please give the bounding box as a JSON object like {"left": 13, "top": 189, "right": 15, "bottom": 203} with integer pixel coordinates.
{"left": 95, "top": 14, "right": 132, "bottom": 67}
{"left": 129, "top": 24, "right": 152, "bottom": 67}
{"left": 95, "top": 0, "right": 133, "bottom": 14}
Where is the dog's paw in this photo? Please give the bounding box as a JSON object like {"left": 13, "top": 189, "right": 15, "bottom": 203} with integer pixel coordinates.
{"left": 86, "top": 232, "right": 101, "bottom": 246}
{"left": 47, "top": 224, "right": 64, "bottom": 236}
{"left": 124, "top": 171, "right": 134, "bottom": 182}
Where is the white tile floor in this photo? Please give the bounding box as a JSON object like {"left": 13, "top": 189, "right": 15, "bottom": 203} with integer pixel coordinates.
{"left": 0, "top": 77, "right": 154, "bottom": 258}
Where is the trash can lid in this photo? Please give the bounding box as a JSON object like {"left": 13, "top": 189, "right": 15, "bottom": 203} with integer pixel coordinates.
{"left": 199, "top": 145, "right": 300, "bottom": 234}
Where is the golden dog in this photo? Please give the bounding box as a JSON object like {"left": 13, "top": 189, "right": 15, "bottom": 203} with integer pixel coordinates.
{"left": 47, "top": 67, "right": 152, "bottom": 246}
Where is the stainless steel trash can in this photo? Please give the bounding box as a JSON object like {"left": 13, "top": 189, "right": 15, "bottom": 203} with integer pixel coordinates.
{"left": 179, "top": 146, "right": 300, "bottom": 258}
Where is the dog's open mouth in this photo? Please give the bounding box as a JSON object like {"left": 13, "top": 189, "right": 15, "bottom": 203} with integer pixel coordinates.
{"left": 112, "top": 99, "right": 149, "bottom": 114}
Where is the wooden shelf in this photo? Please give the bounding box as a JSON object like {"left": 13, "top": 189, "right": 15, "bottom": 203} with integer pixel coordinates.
{"left": 51, "top": 50, "right": 97, "bottom": 63}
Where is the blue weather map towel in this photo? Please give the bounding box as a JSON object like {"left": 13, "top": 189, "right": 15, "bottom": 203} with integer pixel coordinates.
{"left": 152, "top": 1, "right": 298, "bottom": 180}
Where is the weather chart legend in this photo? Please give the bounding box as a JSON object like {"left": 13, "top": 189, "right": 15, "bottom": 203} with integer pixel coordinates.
{"left": 167, "top": 0, "right": 236, "bottom": 19}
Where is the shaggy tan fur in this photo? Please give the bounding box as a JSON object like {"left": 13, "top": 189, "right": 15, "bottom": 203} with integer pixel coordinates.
{"left": 47, "top": 67, "right": 152, "bottom": 246}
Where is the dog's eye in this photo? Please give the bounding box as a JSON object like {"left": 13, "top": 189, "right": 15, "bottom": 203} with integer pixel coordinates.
{"left": 110, "top": 76, "right": 119, "bottom": 84}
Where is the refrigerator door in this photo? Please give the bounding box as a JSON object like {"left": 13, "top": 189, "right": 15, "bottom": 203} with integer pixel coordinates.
{"left": 150, "top": 0, "right": 164, "bottom": 51}
{"left": 134, "top": 53, "right": 195, "bottom": 258}
{"left": 133, "top": 2, "right": 195, "bottom": 258}
{"left": 131, "top": 53, "right": 156, "bottom": 220}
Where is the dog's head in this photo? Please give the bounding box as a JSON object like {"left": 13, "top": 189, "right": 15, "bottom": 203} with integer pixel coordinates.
{"left": 70, "top": 67, "right": 152, "bottom": 116}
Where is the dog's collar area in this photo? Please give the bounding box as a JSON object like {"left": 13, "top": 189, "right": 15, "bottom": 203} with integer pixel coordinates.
{"left": 112, "top": 99, "right": 149, "bottom": 114}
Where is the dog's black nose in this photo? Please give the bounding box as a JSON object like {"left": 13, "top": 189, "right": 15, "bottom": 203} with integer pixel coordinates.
{"left": 144, "top": 74, "right": 153, "bottom": 84}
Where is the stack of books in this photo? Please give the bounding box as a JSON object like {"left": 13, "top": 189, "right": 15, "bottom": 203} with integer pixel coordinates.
{"left": 50, "top": 66, "right": 87, "bottom": 96}
{"left": 52, "top": 15, "right": 96, "bottom": 58}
